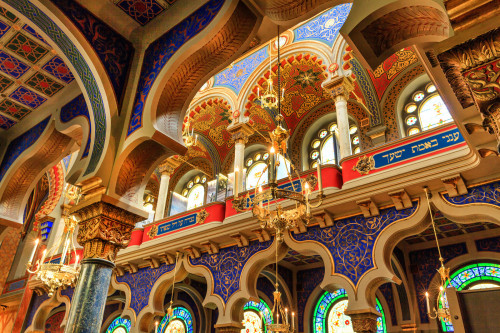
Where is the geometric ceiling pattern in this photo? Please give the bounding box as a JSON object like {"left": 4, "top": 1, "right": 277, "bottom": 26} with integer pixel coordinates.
{"left": 0, "top": 6, "right": 74, "bottom": 131}
{"left": 404, "top": 211, "right": 500, "bottom": 245}
{"left": 114, "top": 0, "right": 178, "bottom": 26}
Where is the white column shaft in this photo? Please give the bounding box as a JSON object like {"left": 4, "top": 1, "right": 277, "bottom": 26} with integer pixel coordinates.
{"left": 234, "top": 141, "right": 245, "bottom": 195}
{"left": 335, "top": 96, "right": 351, "bottom": 159}
{"left": 154, "top": 173, "right": 171, "bottom": 221}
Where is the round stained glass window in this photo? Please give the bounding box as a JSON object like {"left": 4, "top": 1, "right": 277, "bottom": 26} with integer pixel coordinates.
{"left": 311, "top": 140, "right": 321, "bottom": 149}
{"left": 354, "top": 147, "right": 360, "bottom": 154}
{"left": 319, "top": 130, "right": 328, "bottom": 138}
{"left": 263, "top": 153, "right": 269, "bottom": 160}
{"left": 194, "top": 176, "right": 200, "bottom": 183}
{"left": 187, "top": 181, "right": 194, "bottom": 189}
{"left": 352, "top": 136, "right": 359, "bottom": 145}
{"left": 349, "top": 126, "right": 358, "bottom": 135}
{"left": 254, "top": 153, "right": 261, "bottom": 161}
{"left": 311, "top": 161, "right": 318, "bottom": 169}
{"left": 426, "top": 84, "right": 436, "bottom": 93}
{"left": 201, "top": 176, "right": 207, "bottom": 183}
{"left": 406, "top": 104, "right": 417, "bottom": 113}
{"left": 187, "top": 184, "right": 204, "bottom": 210}
{"left": 413, "top": 92, "right": 425, "bottom": 102}
{"left": 241, "top": 310, "right": 262, "bottom": 333}
{"left": 246, "top": 159, "right": 253, "bottom": 167}
{"left": 419, "top": 95, "right": 453, "bottom": 130}
{"left": 246, "top": 162, "right": 268, "bottom": 190}
{"left": 182, "top": 189, "right": 188, "bottom": 197}
{"left": 329, "top": 123, "right": 338, "bottom": 132}
{"left": 406, "top": 116, "right": 418, "bottom": 126}
{"left": 310, "top": 151, "right": 319, "bottom": 159}
{"left": 408, "top": 127, "right": 420, "bottom": 136}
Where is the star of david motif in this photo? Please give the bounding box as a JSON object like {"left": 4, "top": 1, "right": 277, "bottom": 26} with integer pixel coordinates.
{"left": 5, "top": 32, "right": 48, "bottom": 64}
{"left": 9, "top": 86, "right": 46, "bottom": 109}
{"left": 0, "top": 51, "right": 30, "bottom": 79}
{"left": 0, "top": 99, "right": 31, "bottom": 120}
{"left": 25, "top": 72, "right": 64, "bottom": 97}
{"left": 42, "top": 56, "right": 74, "bottom": 84}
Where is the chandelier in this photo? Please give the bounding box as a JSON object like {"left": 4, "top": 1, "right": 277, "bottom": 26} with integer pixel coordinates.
{"left": 233, "top": 27, "right": 324, "bottom": 242}
{"left": 423, "top": 187, "right": 451, "bottom": 322}
{"left": 155, "top": 252, "right": 181, "bottom": 333}
{"left": 182, "top": 117, "right": 198, "bottom": 147}
{"left": 27, "top": 185, "right": 82, "bottom": 296}
{"left": 257, "top": 39, "right": 284, "bottom": 110}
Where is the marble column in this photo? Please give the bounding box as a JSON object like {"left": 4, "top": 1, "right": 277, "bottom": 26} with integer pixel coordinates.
{"left": 227, "top": 123, "right": 253, "bottom": 196}
{"left": 154, "top": 162, "right": 175, "bottom": 221}
{"left": 345, "top": 309, "right": 380, "bottom": 333}
{"left": 214, "top": 323, "right": 244, "bottom": 333}
{"left": 322, "top": 75, "right": 354, "bottom": 160}
{"left": 65, "top": 192, "right": 145, "bottom": 333}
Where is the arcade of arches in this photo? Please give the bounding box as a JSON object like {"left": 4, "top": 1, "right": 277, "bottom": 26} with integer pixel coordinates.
{"left": 0, "top": 1, "right": 499, "bottom": 333}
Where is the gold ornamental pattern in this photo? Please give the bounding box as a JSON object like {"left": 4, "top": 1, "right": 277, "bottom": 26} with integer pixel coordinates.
{"left": 352, "top": 155, "right": 375, "bottom": 175}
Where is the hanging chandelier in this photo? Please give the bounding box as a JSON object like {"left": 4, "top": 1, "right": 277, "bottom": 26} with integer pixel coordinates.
{"left": 155, "top": 252, "right": 181, "bottom": 333}
{"left": 182, "top": 117, "right": 198, "bottom": 147}
{"left": 257, "top": 39, "right": 284, "bottom": 110}
{"left": 27, "top": 185, "right": 82, "bottom": 296}
{"left": 423, "top": 187, "right": 451, "bottom": 323}
{"left": 233, "top": 27, "right": 324, "bottom": 242}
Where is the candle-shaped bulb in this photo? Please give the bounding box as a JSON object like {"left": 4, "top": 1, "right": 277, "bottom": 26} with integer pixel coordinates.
{"left": 304, "top": 182, "right": 309, "bottom": 190}
{"left": 41, "top": 249, "right": 47, "bottom": 264}
{"left": 270, "top": 146, "right": 275, "bottom": 154}
{"left": 425, "top": 291, "right": 431, "bottom": 314}
{"left": 195, "top": 134, "right": 198, "bottom": 145}
{"left": 281, "top": 88, "right": 285, "bottom": 99}
{"left": 257, "top": 87, "right": 260, "bottom": 96}
{"left": 259, "top": 186, "right": 263, "bottom": 193}
{"left": 439, "top": 286, "right": 443, "bottom": 291}
{"left": 425, "top": 291, "right": 429, "bottom": 297}
{"left": 292, "top": 312, "right": 295, "bottom": 330}
{"left": 74, "top": 255, "right": 79, "bottom": 269}
{"left": 317, "top": 159, "right": 323, "bottom": 192}
{"left": 155, "top": 321, "right": 159, "bottom": 333}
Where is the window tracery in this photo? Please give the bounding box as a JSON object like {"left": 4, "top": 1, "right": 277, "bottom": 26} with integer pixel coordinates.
{"left": 402, "top": 83, "right": 453, "bottom": 136}
{"left": 439, "top": 262, "right": 500, "bottom": 332}
{"left": 179, "top": 173, "right": 207, "bottom": 210}
{"left": 308, "top": 120, "right": 359, "bottom": 170}
{"left": 158, "top": 306, "right": 194, "bottom": 333}
{"left": 105, "top": 317, "right": 131, "bottom": 333}
{"left": 242, "top": 299, "right": 273, "bottom": 333}
{"left": 313, "top": 289, "right": 386, "bottom": 333}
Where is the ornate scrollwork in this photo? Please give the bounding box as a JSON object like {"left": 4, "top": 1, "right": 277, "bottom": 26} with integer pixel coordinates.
{"left": 148, "top": 224, "right": 158, "bottom": 239}
{"left": 352, "top": 155, "right": 375, "bottom": 175}
{"left": 304, "top": 174, "right": 318, "bottom": 190}
{"left": 196, "top": 209, "right": 209, "bottom": 224}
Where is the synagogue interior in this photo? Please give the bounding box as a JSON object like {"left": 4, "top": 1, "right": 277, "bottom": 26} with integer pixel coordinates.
{"left": 0, "top": 0, "right": 499, "bottom": 332}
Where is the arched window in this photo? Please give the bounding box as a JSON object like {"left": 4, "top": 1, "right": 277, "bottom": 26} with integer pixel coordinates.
{"left": 158, "top": 306, "right": 194, "bottom": 333}
{"left": 245, "top": 151, "right": 269, "bottom": 190}
{"left": 313, "top": 289, "right": 386, "bottom": 333}
{"left": 180, "top": 173, "right": 207, "bottom": 211}
{"left": 308, "top": 121, "right": 359, "bottom": 169}
{"left": 241, "top": 299, "right": 273, "bottom": 333}
{"left": 105, "top": 317, "right": 131, "bottom": 333}
{"left": 439, "top": 262, "right": 500, "bottom": 332}
{"left": 402, "top": 83, "right": 453, "bottom": 136}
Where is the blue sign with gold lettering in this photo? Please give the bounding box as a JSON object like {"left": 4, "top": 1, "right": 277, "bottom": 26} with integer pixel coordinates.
{"left": 373, "top": 127, "right": 464, "bottom": 169}
{"left": 157, "top": 213, "right": 197, "bottom": 236}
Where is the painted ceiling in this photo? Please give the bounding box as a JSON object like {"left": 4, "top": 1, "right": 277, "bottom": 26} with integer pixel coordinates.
{"left": 0, "top": 6, "right": 74, "bottom": 131}
{"left": 114, "top": 0, "right": 179, "bottom": 26}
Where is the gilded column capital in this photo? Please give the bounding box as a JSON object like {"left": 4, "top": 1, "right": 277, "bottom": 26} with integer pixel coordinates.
{"left": 322, "top": 75, "right": 354, "bottom": 101}
{"left": 227, "top": 122, "right": 254, "bottom": 144}
{"left": 345, "top": 309, "right": 380, "bottom": 333}
{"left": 72, "top": 201, "right": 145, "bottom": 262}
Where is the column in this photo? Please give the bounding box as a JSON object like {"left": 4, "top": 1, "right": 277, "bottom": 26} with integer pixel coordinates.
{"left": 228, "top": 123, "right": 253, "bottom": 196}
{"left": 154, "top": 162, "right": 175, "bottom": 221}
{"left": 322, "top": 76, "right": 354, "bottom": 160}
{"left": 65, "top": 184, "right": 145, "bottom": 333}
{"left": 214, "top": 323, "right": 244, "bottom": 333}
{"left": 345, "top": 309, "right": 380, "bottom": 333}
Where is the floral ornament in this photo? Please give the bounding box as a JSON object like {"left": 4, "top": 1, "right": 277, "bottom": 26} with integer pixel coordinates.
{"left": 148, "top": 224, "right": 158, "bottom": 239}
{"left": 352, "top": 155, "right": 375, "bottom": 175}
{"left": 196, "top": 209, "right": 209, "bottom": 224}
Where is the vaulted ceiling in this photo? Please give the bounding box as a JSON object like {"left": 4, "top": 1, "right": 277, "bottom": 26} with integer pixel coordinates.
{"left": 0, "top": 5, "right": 74, "bottom": 131}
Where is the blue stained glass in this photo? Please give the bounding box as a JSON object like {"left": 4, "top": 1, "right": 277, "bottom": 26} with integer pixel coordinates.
{"left": 313, "top": 289, "right": 386, "bottom": 333}
{"left": 440, "top": 263, "right": 500, "bottom": 332}
{"left": 106, "top": 317, "right": 131, "bottom": 333}
{"left": 158, "top": 306, "right": 194, "bottom": 333}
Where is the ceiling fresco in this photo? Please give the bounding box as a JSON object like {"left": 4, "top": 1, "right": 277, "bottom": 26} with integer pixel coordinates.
{"left": 0, "top": 6, "right": 74, "bottom": 130}
{"left": 114, "top": 0, "right": 179, "bottom": 26}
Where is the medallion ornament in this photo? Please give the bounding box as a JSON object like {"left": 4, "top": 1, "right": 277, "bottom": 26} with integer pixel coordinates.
{"left": 196, "top": 209, "right": 209, "bottom": 224}
{"left": 353, "top": 155, "right": 375, "bottom": 175}
{"left": 148, "top": 224, "right": 158, "bottom": 239}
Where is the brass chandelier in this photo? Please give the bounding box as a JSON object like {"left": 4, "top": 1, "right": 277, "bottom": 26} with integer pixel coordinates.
{"left": 182, "top": 117, "right": 198, "bottom": 147}
{"left": 233, "top": 27, "right": 324, "bottom": 242}
{"left": 423, "top": 187, "right": 451, "bottom": 323}
{"left": 27, "top": 185, "right": 82, "bottom": 296}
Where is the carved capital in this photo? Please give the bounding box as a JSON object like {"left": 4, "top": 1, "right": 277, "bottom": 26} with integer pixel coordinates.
{"left": 214, "top": 323, "right": 244, "bottom": 333}
{"left": 345, "top": 311, "right": 380, "bottom": 333}
{"left": 158, "top": 159, "right": 181, "bottom": 175}
{"left": 322, "top": 76, "right": 354, "bottom": 101}
{"left": 73, "top": 202, "right": 144, "bottom": 262}
{"left": 227, "top": 122, "right": 254, "bottom": 144}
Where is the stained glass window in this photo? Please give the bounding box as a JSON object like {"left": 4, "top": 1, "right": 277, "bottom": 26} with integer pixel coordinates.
{"left": 308, "top": 119, "right": 359, "bottom": 168}
{"left": 246, "top": 162, "right": 268, "bottom": 190}
{"left": 158, "top": 306, "right": 194, "bottom": 333}
{"left": 106, "top": 317, "right": 131, "bottom": 333}
{"left": 242, "top": 299, "right": 273, "bottom": 333}
{"left": 186, "top": 184, "right": 205, "bottom": 210}
{"left": 313, "top": 289, "right": 386, "bottom": 333}
{"left": 439, "top": 263, "right": 500, "bottom": 332}
{"left": 402, "top": 84, "right": 453, "bottom": 136}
